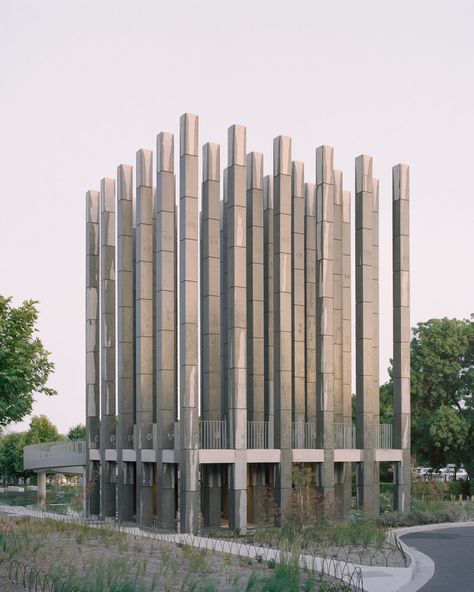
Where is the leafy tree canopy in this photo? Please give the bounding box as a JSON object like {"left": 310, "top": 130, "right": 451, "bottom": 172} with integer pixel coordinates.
{"left": 24, "top": 415, "right": 63, "bottom": 446}
{"left": 382, "top": 316, "right": 474, "bottom": 475}
{"left": 0, "top": 296, "right": 56, "bottom": 427}
{"left": 67, "top": 424, "right": 85, "bottom": 441}
{"left": 0, "top": 432, "right": 26, "bottom": 483}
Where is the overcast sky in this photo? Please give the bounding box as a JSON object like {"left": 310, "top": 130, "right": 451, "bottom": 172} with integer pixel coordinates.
{"left": 1, "top": 0, "right": 473, "bottom": 434}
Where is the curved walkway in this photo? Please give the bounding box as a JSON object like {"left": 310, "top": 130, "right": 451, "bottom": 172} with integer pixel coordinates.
{"left": 398, "top": 522, "right": 474, "bottom": 592}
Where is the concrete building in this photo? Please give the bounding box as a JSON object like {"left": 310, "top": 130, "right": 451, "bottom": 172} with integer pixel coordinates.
{"left": 85, "top": 113, "right": 411, "bottom": 533}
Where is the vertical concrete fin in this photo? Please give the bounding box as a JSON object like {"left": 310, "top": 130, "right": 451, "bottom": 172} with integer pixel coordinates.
{"left": 179, "top": 112, "right": 200, "bottom": 534}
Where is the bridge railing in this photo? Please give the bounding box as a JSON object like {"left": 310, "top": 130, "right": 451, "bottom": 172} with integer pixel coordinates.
{"left": 23, "top": 440, "right": 86, "bottom": 471}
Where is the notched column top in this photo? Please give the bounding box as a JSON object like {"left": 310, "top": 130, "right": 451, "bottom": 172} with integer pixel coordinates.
{"left": 263, "top": 175, "right": 274, "bottom": 210}
{"left": 100, "top": 178, "right": 115, "bottom": 212}
{"left": 117, "top": 165, "right": 133, "bottom": 199}
{"left": 333, "top": 170, "right": 343, "bottom": 205}
{"left": 291, "top": 161, "right": 304, "bottom": 197}
{"left": 228, "top": 124, "right": 246, "bottom": 167}
{"left": 247, "top": 152, "right": 263, "bottom": 190}
{"left": 180, "top": 113, "right": 199, "bottom": 157}
{"left": 373, "top": 178, "right": 379, "bottom": 212}
{"left": 203, "top": 142, "right": 220, "bottom": 182}
{"left": 273, "top": 135, "right": 291, "bottom": 176}
{"left": 136, "top": 149, "right": 153, "bottom": 188}
{"left": 393, "top": 164, "right": 409, "bottom": 201}
{"left": 316, "top": 145, "right": 334, "bottom": 185}
{"left": 86, "top": 190, "right": 100, "bottom": 223}
{"left": 355, "top": 154, "right": 373, "bottom": 194}
{"left": 342, "top": 190, "right": 351, "bottom": 224}
{"left": 157, "top": 132, "right": 174, "bottom": 173}
{"left": 305, "top": 183, "right": 316, "bottom": 217}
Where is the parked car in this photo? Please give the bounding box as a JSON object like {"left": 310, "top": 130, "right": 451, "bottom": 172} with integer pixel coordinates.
{"left": 414, "top": 466, "right": 433, "bottom": 480}
{"left": 433, "top": 465, "right": 469, "bottom": 481}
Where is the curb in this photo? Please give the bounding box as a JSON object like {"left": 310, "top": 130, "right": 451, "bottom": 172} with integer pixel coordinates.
{"left": 389, "top": 521, "right": 474, "bottom": 592}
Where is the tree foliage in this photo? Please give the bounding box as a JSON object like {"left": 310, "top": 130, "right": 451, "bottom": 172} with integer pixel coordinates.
{"left": 0, "top": 416, "right": 63, "bottom": 482}
{"left": 382, "top": 316, "right": 474, "bottom": 475}
{"left": 0, "top": 432, "right": 26, "bottom": 483}
{"left": 0, "top": 296, "right": 56, "bottom": 427}
{"left": 24, "top": 415, "right": 63, "bottom": 446}
{"left": 67, "top": 424, "right": 85, "bottom": 440}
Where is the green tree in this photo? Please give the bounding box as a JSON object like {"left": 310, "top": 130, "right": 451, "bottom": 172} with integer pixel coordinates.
{"left": 0, "top": 296, "right": 57, "bottom": 427}
{"left": 67, "top": 424, "right": 85, "bottom": 440}
{"left": 0, "top": 432, "right": 26, "bottom": 484}
{"left": 382, "top": 316, "right": 474, "bottom": 476}
{"left": 25, "top": 415, "right": 63, "bottom": 446}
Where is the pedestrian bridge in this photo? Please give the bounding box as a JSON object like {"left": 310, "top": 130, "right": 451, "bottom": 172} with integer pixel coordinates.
{"left": 23, "top": 441, "right": 86, "bottom": 474}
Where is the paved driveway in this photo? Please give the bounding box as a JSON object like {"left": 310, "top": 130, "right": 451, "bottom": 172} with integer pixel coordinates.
{"left": 401, "top": 526, "right": 474, "bottom": 591}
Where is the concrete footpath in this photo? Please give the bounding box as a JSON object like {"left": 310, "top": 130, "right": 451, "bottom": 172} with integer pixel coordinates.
{"left": 1, "top": 505, "right": 469, "bottom": 592}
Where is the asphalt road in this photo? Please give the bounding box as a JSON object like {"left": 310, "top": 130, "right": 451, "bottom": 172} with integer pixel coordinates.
{"left": 401, "top": 526, "right": 474, "bottom": 591}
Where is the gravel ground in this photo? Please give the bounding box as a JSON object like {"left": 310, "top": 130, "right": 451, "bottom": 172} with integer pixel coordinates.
{"left": 0, "top": 515, "right": 300, "bottom": 591}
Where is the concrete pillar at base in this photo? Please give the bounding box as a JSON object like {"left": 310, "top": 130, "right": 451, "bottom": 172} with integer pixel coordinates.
{"left": 88, "top": 461, "right": 100, "bottom": 516}
{"left": 334, "top": 463, "right": 351, "bottom": 519}
{"left": 103, "top": 461, "right": 117, "bottom": 518}
{"left": 37, "top": 471, "right": 46, "bottom": 507}
{"left": 229, "top": 450, "right": 247, "bottom": 532}
{"left": 202, "top": 465, "right": 222, "bottom": 528}
{"left": 118, "top": 461, "right": 135, "bottom": 522}
{"left": 247, "top": 464, "right": 266, "bottom": 526}
{"left": 394, "top": 452, "right": 411, "bottom": 512}
{"left": 138, "top": 462, "right": 153, "bottom": 526}
{"left": 157, "top": 462, "right": 176, "bottom": 529}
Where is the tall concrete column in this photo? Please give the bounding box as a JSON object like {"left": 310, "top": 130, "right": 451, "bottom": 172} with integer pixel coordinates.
{"left": 100, "top": 177, "right": 117, "bottom": 518}
{"left": 135, "top": 149, "right": 154, "bottom": 526}
{"left": 155, "top": 132, "right": 177, "bottom": 528}
{"left": 333, "top": 170, "right": 346, "bottom": 518}
{"left": 117, "top": 164, "right": 135, "bottom": 521}
{"left": 179, "top": 113, "right": 200, "bottom": 534}
{"left": 304, "top": 183, "right": 317, "bottom": 426}
{"left": 372, "top": 178, "right": 380, "bottom": 507}
{"left": 263, "top": 176, "right": 274, "bottom": 439}
{"left": 247, "top": 152, "right": 265, "bottom": 525}
{"left": 273, "top": 136, "right": 292, "bottom": 522}
{"left": 333, "top": 171, "right": 344, "bottom": 424}
{"left": 315, "top": 146, "right": 335, "bottom": 507}
{"left": 221, "top": 170, "right": 229, "bottom": 426}
{"left": 355, "top": 155, "right": 378, "bottom": 517}
{"left": 393, "top": 164, "right": 411, "bottom": 512}
{"left": 291, "top": 162, "right": 306, "bottom": 423}
{"left": 372, "top": 179, "right": 380, "bottom": 423}
{"left": 247, "top": 152, "right": 265, "bottom": 423}
{"left": 342, "top": 188, "right": 353, "bottom": 517}
{"left": 85, "top": 189, "right": 100, "bottom": 516}
{"left": 201, "top": 141, "right": 222, "bottom": 528}
{"left": 226, "top": 125, "right": 247, "bottom": 532}
{"left": 342, "top": 189, "right": 352, "bottom": 425}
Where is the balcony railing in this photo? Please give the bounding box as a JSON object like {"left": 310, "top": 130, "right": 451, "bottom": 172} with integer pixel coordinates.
{"left": 292, "top": 422, "right": 317, "bottom": 449}
{"left": 373, "top": 424, "right": 393, "bottom": 449}
{"left": 199, "top": 420, "right": 228, "bottom": 449}
{"left": 247, "top": 421, "right": 271, "bottom": 449}
{"left": 335, "top": 423, "right": 356, "bottom": 449}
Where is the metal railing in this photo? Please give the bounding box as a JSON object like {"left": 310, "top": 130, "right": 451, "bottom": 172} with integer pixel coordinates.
{"left": 334, "top": 423, "right": 356, "bottom": 449}
{"left": 199, "top": 420, "right": 228, "bottom": 449}
{"left": 23, "top": 440, "right": 86, "bottom": 471}
{"left": 291, "top": 422, "right": 317, "bottom": 449}
{"left": 373, "top": 424, "right": 393, "bottom": 449}
{"left": 247, "top": 421, "right": 271, "bottom": 449}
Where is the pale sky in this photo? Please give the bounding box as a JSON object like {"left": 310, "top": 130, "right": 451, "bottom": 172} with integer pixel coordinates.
{"left": 1, "top": 0, "right": 473, "bottom": 434}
